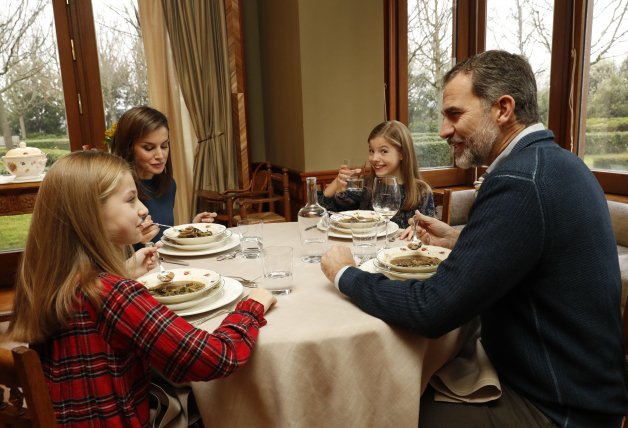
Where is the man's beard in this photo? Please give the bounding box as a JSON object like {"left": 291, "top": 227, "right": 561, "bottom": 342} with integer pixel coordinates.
{"left": 452, "top": 113, "right": 498, "bottom": 169}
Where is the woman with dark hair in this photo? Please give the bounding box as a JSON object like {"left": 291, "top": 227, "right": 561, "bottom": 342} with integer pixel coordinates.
{"left": 111, "top": 106, "right": 216, "bottom": 243}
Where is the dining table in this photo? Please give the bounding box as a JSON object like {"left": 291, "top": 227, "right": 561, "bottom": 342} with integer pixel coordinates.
{"left": 159, "top": 221, "right": 468, "bottom": 428}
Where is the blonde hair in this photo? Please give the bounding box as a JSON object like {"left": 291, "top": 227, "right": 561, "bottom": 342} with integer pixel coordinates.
{"left": 367, "top": 120, "right": 431, "bottom": 210}
{"left": 8, "top": 151, "right": 133, "bottom": 343}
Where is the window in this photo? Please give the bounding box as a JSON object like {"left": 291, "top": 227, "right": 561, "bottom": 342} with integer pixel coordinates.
{"left": 387, "top": 0, "right": 628, "bottom": 195}
{"left": 581, "top": 0, "right": 628, "bottom": 173}
{"left": 486, "top": 0, "right": 553, "bottom": 126}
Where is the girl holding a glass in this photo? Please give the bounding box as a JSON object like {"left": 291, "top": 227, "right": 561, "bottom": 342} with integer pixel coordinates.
{"left": 319, "top": 120, "right": 435, "bottom": 234}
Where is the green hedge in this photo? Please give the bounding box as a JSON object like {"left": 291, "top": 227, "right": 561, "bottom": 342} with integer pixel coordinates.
{"left": 586, "top": 117, "right": 628, "bottom": 132}
{"left": 591, "top": 152, "right": 628, "bottom": 171}
{"left": 584, "top": 131, "right": 628, "bottom": 155}
{"left": 412, "top": 133, "right": 451, "bottom": 167}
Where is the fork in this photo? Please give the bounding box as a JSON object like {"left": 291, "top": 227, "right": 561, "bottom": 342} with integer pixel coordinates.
{"left": 190, "top": 308, "right": 231, "bottom": 326}
{"left": 225, "top": 275, "right": 259, "bottom": 288}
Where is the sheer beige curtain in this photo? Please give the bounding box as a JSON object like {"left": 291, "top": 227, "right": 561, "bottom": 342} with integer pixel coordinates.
{"left": 138, "top": 0, "right": 195, "bottom": 224}
{"left": 160, "top": 0, "right": 237, "bottom": 214}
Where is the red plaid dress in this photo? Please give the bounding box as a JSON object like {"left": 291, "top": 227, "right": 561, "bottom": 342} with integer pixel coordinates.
{"left": 33, "top": 273, "right": 266, "bottom": 427}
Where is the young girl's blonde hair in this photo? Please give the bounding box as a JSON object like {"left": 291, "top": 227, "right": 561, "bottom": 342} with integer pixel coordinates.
{"left": 9, "top": 151, "right": 133, "bottom": 343}
{"left": 368, "top": 120, "right": 431, "bottom": 210}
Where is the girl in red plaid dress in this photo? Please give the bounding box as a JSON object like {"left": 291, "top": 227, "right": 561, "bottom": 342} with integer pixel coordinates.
{"left": 8, "top": 151, "right": 276, "bottom": 427}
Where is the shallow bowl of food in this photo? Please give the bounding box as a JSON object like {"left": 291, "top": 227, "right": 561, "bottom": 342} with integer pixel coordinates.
{"left": 163, "top": 223, "right": 227, "bottom": 245}
{"left": 330, "top": 210, "right": 382, "bottom": 232}
{"left": 376, "top": 245, "right": 451, "bottom": 273}
{"left": 138, "top": 268, "right": 222, "bottom": 304}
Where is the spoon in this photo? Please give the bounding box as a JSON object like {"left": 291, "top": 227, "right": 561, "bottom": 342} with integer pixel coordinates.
{"left": 407, "top": 218, "right": 423, "bottom": 250}
{"left": 146, "top": 242, "right": 175, "bottom": 282}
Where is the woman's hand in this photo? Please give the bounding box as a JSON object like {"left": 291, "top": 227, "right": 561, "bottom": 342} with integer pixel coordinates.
{"left": 246, "top": 288, "right": 277, "bottom": 314}
{"left": 323, "top": 162, "right": 362, "bottom": 197}
{"left": 139, "top": 214, "right": 159, "bottom": 244}
{"left": 127, "top": 244, "right": 161, "bottom": 278}
{"left": 408, "top": 211, "right": 460, "bottom": 249}
{"left": 193, "top": 211, "right": 217, "bottom": 223}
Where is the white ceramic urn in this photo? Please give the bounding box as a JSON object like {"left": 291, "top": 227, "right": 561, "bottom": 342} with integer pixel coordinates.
{"left": 1, "top": 142, "right": 47, "bottom": 179}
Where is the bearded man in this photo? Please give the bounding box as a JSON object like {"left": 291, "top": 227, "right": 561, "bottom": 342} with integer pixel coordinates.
{"left": 320, "top": 50, "right": 627, "bottom": 427}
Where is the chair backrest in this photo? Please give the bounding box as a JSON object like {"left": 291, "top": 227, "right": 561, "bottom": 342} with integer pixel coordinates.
{"left": 0, "top": 346, "right": 57, "bottom": 427}
{"left": 237, "top": 164, "right": 291, "bottom": 222}
{"left": 433, "top": 189, "right": 452, "bottom": 224}
{"left": 448, "top": 189, "right": 476, "bottom": 226}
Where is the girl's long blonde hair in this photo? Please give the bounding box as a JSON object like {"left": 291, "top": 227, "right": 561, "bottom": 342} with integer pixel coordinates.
{"left": 368, "top": 120, "right": 431, "bottom": 210}
{"left": 8, "top": 151, "right": 133, "bottom": 343}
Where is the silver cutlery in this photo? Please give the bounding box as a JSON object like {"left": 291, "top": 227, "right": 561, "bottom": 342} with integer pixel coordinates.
{"left": 225, "top": 276, "right": 259, "bottom": 288}
{"left": 216, "top": 250, "right": 241, "bottom": 261}
{"left": 407, "top": 219, "right": 423, "bottom": 250}
{"left": 190, "top": 308, "right": 232, "bottom": 326}
{"left": 159, "top": 257, "right": 189, "bottom": 266}
{"left": 146, "top": 243, "right": 174, "bottom": 282}
{"left": 189, "top": 295, "right": 248, "bottom": 326}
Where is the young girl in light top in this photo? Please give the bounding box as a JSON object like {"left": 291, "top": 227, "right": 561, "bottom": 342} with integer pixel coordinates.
{"left": 319, "top": 120, "right": 435, "bottom": 229}
{"left": 7, "top": 151, "right": 276, "bottom": 427}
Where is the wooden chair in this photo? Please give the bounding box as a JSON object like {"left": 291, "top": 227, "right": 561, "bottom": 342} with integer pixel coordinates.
{"left": 433, "top": 188, "right": 452, "bottom": 224}
{"left": 234, "top": 163, "right": 291, "bottom": 224}
{"left": 623, "top": 296, "right": 628, "bottom": 427}
{"left": 196, "top": 163, "right": 290, "bottom": 227}
{"left": 0, "top": 346, "right": 57, "bottom": 427}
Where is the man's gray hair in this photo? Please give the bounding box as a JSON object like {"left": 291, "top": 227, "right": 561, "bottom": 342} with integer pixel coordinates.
{"left": 443, "top": 50, "right": 539, "bottom": 125}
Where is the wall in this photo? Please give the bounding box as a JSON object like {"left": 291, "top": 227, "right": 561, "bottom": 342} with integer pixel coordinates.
{"left": 248, "top": 0, "right": 384, "bottom": 172}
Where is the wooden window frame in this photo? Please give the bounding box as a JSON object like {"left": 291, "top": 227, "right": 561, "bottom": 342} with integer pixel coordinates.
{"left": 386, "top": 0, "right": 628, "bottom": 195}
{"left": 52, "top": 0, "right": 105, "bottom": 151}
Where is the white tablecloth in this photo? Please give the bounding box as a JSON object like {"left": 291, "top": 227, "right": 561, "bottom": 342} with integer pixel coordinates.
{"left": 170, "top": 222, "right": 465, "bottom": 428}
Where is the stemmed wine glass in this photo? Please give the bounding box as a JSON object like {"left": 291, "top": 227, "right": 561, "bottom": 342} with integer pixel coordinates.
{"left": 372, "top": 176, "right": 401, "bottom": 248}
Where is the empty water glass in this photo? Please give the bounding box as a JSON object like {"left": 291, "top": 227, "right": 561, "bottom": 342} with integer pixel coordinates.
{"left": 237, "top": 219, "right": 263, "bottom": 258}
{"left": 351, "top": 223, "right": 379, "bottom": 265}
{"left": 262, "top": 246, "right": 294, "bottom": 295}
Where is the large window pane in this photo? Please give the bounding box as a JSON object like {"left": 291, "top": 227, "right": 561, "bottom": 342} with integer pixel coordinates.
{"left": 486, "top": 0, "right": 554, "bottom": 126}
{"left": 583, "top": 0, "right": 628, "bottom": 172}
{"left": 407, "top": 0, "right": 454, "bottom": 168}
{"left": 0, "top": 0, "right": 68, "bottom": 251}
{"left": 93, "top": 0, "right": 148, "bottom": 134}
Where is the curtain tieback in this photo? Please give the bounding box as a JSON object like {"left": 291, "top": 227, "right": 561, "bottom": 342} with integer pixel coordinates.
{"left": 197, "top": 132, "right": 224, "bottom": 144}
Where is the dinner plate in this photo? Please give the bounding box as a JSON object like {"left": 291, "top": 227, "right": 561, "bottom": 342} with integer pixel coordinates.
{"left": 163, "top": 223, "right": 227, "bottom": 245}
{"left": 158, "top": 234, "right": 240, "bottom": 257}
{"left": 160, "top": 230, "right": 233, "bottom": 251}
{"left": 165, "top": 280, "right": 226, "bottom": 311}
{"left": 323, "top": 220, "right": 399, "bottom": 239}
{"left": 137, "top": 268, "right": 222, "bottom": 304}
{"left": 376, "top": 245, "right": 450, "bottom": 273}
{"left": 329, "top": 210, "right": 382, "bottom": 232}
{"left": 360, "top": 259, "right": 435, "bottom": 280}
{"left": 173, "top": 277, "right": 244, "bottom": 317}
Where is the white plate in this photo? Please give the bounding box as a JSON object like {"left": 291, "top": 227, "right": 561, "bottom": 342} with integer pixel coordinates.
{"left": 158, "top": 234, "right": 240, "bottom": 257}
{"left": 160, "top": 230, "right": 233, "bottom": 250}
{"left": 376, "top": 245, "right": 450, "bottom": 273}
{"left": 165, "top": 280, "right": 226, "bottom": 311}
{"left": 163, "top": 223, "right": 227, "bottom": 245}
{"left": 329, "top": 210, "right": 382, "bottom": 231}
{"left": 138, "top": 268, "right": 222, "bottom": 304}
{"left": 324, "top": 221, "right": 399, "bottom": 239}
{"left": 360, "top": 258, "right": 435, "bottom": 280}
{"left": 0, "top": 173, "right": 45, "bottom": 184}
{"left": 173, "top": 277, "right": 244, "bottom": 317}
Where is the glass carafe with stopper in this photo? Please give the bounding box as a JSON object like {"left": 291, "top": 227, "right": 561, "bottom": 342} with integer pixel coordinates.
{"left": 298, "top": 177, "right": 329, "bottom": 263}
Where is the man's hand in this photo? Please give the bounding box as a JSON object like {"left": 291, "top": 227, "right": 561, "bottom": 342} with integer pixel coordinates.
{"left": 320, "top": 245, "right": 356, "bottom": 283}
{"left": 411, "top": 211, "right": 460, "bottom": 249}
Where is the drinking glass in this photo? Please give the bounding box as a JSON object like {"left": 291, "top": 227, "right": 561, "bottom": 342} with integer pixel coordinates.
{"left": 350, "top": 223, "right": 379, "bottom": 265}
{"left": 237, "top": 219, "right": 263, "bottom": 258}
{"left": 372, "top": 176, "right": 401, "bottom": 248}
{"left": 262, "top": 246, "right": 294, "bottom": 295}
